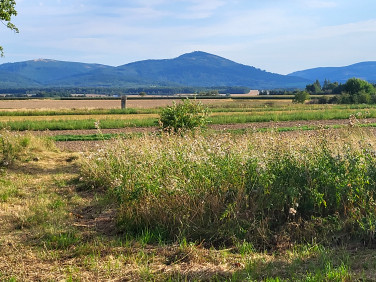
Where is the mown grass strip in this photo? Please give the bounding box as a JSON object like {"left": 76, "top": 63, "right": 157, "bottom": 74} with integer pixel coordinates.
{"left": 0, "top": 118, "right": 158, "bottom": 131}
{"left": 0, "top": 107, "right": 374, "bottom": 131}
{"left": 1, "top": 103, "right": 376, "bottom": 117}
{"left": 209, "top": 108, "right": 373, "bottom": 124}
{"left": 51, "top": 132, "right": 144, "bottom": 141}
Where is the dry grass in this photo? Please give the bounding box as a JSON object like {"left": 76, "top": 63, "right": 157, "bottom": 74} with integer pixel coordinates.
{"left": 1, "top": 130, "right": 376, "bottom": 280}
{"left": 0, "top": 98, "right": 231, "bottom": 110}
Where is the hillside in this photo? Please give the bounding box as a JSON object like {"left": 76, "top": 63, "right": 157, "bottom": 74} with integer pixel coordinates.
{"left": 0, "top": 52, "right": 309, "bottom": 89}
{"left": 288, "top": 61, "right": 376, "bottom": 83}
{"left": 0, "top": 59, "right": 111, "bottom": 87}
{"left": 111, "top": 51, "right": 309, "bottom": 88}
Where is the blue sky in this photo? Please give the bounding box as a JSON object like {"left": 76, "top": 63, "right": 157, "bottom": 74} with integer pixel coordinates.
{"left": 1, "top": 0, "right": 376, "bottom": 74}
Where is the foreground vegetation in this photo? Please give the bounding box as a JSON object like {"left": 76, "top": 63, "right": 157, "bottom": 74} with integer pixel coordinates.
{"left": 79, "top": 127, "right": 376, "bottom": 247}
{"left": 2, "top": 98, "right": 376, "bottom": 280}
{"left": 1, "top": 128, "right": 376, "bottom": 280}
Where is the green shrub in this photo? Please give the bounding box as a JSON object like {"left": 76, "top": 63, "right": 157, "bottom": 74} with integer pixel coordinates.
{"left": 159, "top": 99, "right": 209, "bottom": 132}
{"left": 292, "top": 91, "right": 310, "bottom": 104}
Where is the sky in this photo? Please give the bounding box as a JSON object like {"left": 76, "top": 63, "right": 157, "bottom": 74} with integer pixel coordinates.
{"left": 1, "top": 0, "right": 376, "bottom": 74}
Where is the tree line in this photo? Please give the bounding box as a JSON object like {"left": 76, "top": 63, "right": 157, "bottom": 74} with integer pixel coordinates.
{"left": 293, "top": 78, "right": 376, "bottom": 104}
{"left": 0, "top": 86, "right": 250, "bottom": 98}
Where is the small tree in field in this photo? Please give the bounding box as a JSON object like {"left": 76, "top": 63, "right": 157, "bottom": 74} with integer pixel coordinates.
{"left": 292, "top": 91, "right": 310, "bottom": 104}
{"left": 159, "top": 99, "right": 209, "bottom": 133}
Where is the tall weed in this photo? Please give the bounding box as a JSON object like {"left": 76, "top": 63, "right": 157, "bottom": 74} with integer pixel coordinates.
{"left": 0, "top": 129, "right": 55, "bottom": 166}
{"left": 79, "top": 128, "right": 376, "bottom": 247}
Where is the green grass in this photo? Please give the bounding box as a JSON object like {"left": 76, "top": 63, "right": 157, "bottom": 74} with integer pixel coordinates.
{"left": 210, "top": 108, "right": 373, "bottom": 124}
{"left": 1, "top": 101, "right": 376, "bottom": 132}
{"left": 1, "top": 104, "right": 374, "bottom": 131}
{"left": 0, "top": 118, "right": 158, "bottom": 131}
{"left": 51, "top": 132, "right": 144, "bottom": 141}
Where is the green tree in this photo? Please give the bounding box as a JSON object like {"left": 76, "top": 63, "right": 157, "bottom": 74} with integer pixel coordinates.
{"left": 0, "top": 0, "right": 18, "bottom": 57}
{"left": 305, "top": 79, "right": 322, "bottom": 94}
{"left": 292, "top": 91, "right": 310, "bottom": 104}
{"left": 337, "top": 78, "right": 376, "bottom": 104}
{"left": 322, "top": 79, "right": 338, "bottom": 92}
{"left": 343, "top": 78, "right": 375, "bottom": 95}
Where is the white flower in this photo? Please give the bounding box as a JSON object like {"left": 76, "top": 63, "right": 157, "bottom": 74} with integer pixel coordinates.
{"left": 289, "top": 207, "right": 297, "bottom": 216}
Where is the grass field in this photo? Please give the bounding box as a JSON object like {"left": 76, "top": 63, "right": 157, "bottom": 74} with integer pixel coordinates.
{"left": 0, "top": 99, "right": 374, "bottom": 131}
{"left": 1, "top": 98, "right": 376, "bottom": 280}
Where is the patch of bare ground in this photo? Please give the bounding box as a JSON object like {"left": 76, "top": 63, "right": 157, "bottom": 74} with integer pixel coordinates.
{"left": 30, "top": 118, "right": 373, "bottom": 151}
{"left": 30, "top": 118, "right": 375, "bottom": 138}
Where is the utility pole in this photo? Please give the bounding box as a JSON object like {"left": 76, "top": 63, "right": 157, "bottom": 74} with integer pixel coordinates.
{"left": 121, "top": 95, "right": 127, "bottom": 109}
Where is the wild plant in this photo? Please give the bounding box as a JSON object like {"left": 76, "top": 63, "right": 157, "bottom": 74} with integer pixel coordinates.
{"left": 0, "top": 129, "right": 31, "bottom": 166}
{"left": 0, "top": 129, "right": 55, "bottom": 167}
{"left": 79, "top": 127, "right": 376, "bottom": 247}
{"left": 159, "top": 99, "right": 210, "bottom": 133}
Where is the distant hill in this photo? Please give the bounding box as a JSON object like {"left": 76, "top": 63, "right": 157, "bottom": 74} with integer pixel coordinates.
{"left": 0, "top": 59, "right": 111, "bottom": 87}
{"left": 112, "top": 51, "right": 309, "bottom": 88}
{"left": 0, "top": 70, "right": 40, "bottom": 88}
{"left": 0, "top": 52, "right": 309, "bottom": 89}
{"left": 288, "top": 61, "right": 376, "bottom": 84}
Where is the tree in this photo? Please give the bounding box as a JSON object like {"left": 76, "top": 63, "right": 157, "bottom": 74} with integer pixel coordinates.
{"left": 337, "top": 78, "right": 376, "bottom": 104}
{"left": 292, "top": 91, "right": 310, "bottom": 104}
{"left": 343, "top": 78, "right": 375, "bottom": 95}
{"left": 322, "top": 79, "right": 338, "bottom": 92}
{"left": 0, "top": 0, "right": 18, "bottom": 57}
{"left": 305, "top": 79, "right": 322, "bottom": 94}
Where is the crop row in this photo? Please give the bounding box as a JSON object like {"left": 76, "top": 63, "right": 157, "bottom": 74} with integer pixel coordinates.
{"left": 0, "top": 108, "right": 372, "bottom": 131}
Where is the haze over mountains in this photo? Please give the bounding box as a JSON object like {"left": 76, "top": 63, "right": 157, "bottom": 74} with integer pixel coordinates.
{"left": 0, "top": 51, "right": 375, "bottom": 89}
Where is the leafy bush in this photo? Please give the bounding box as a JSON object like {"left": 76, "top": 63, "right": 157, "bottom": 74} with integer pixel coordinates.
{"left": 292, "top": 91, "right": 310, "bottom": 104}
{"left": 336, "top": 78, "right": 376, "bottom": 104}
{"left": 159, "top": 99, "right": 209, "bottom": 132}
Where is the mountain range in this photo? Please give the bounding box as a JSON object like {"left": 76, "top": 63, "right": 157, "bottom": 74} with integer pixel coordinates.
{"left": 0, "top": 51, "right": 375, "bottom": 89}
{"left": 288, "top": 62, "right": 376, "bottom": 84}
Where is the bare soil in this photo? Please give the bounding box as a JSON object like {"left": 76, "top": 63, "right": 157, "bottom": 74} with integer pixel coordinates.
{"left": 48, "top": 118, "right": 374, "bottom": 151}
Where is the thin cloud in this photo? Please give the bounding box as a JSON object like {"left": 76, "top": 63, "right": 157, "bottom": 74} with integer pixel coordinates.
{"left": 304, "top": 0, "right": 338, "bottom": 8}
{"left": 1, "top": 0, "right": 376, "bottom": 74}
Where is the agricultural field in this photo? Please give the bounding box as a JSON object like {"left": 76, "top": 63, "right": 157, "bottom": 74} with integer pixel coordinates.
{"left": 1, "top": 98, "right": 376, "bottom": 280}
{"left": 0, "top": 98, "right": 233, "bottom": 110}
